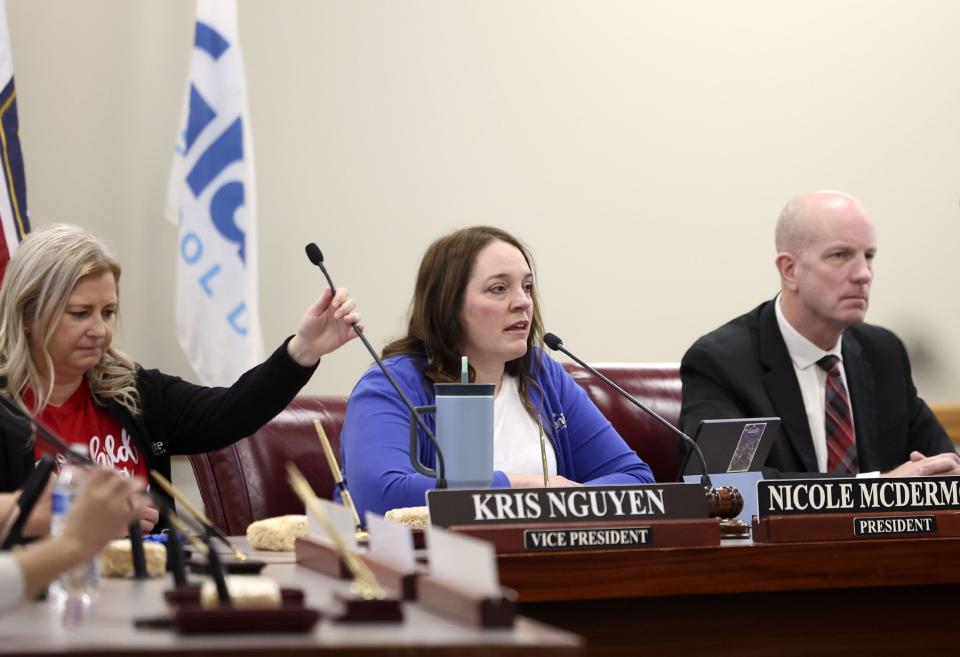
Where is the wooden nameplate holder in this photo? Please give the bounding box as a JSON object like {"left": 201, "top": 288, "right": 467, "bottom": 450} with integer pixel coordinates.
{"left": 426, "top": 483, "right": 742, "bottom": 555}
{"left": 416, "top": 575, "right": 516, "bottom": 628}
{"left": 754, "top": 477, "right": 960, "bottom": 543}
{"left": 331, "top": 591, "right": 404, "bottom": 623}
{"left": 753, "top": 509, "right": 960, "bottom": 543}
{"left": 294, "top": 536, "right": 351, "bottom": 579}
{"left": 294, "top": 536, "right": 405, "bottom": 622}
{"left": 164, "top": 585, "right": 306, "bottom": 607}
{"left": 359, "top": 552, "right": 421, "bottom": 600}
{"left": 451, "top": 517, "right": 721, "bottom": 554}
{"left": 297, "top": 535, "right": 422, "bottom": 599}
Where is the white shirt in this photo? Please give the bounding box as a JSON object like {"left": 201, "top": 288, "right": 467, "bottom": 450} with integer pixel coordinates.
{"left": 0, "top": 554, "right": 25, "bottom": 615}
{"left": 494, "top": 375, "right": 558, "bottom": 477}
{"left": 774, "top": 295, "right": 855, "bottom": 473}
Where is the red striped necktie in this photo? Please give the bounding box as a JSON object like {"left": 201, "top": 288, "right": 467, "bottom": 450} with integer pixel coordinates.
{"left": 816, "top": 355, "right": 858, "bottom": 475}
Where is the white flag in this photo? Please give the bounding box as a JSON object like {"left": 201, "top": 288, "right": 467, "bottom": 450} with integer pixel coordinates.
{"left": 166, "top": 0, "right": 262, "bottom": 386}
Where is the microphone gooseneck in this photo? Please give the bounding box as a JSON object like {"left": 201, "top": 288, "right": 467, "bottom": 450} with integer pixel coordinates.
{"left": 543, "top": 332, "right": 713, "bottom": 488}
{"left": 303, "top": 243, "right": 447, "bottom": 489}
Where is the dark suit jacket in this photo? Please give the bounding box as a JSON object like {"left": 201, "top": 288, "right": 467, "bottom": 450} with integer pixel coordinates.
{"left": 679, "top": 300, "right": 952, "bottom": 477}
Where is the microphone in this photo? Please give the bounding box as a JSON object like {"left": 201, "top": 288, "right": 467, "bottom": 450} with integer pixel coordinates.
{"left": 304, "top": 243, "right": 447, "bottom": 489}
{"left": 543, "top": 332, "right": 712, "bottom": 488}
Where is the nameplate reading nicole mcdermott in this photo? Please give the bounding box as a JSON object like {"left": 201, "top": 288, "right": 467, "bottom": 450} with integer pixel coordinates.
{"left": 758, "top": 477, "right": 960, "bottom": 516}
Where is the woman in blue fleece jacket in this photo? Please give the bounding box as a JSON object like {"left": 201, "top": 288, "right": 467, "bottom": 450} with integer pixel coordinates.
{"left": 340, "top": 226, "right": 653, "bottom": 516}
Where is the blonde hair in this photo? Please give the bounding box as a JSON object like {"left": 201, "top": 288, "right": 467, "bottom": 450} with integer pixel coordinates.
{"left": 0, "top": 224, "right": 140, "bottom": 418}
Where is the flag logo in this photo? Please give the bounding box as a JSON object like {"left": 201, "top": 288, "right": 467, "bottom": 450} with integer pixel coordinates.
{"left": 166, "top": 0, "right": 262, "bottom": 385}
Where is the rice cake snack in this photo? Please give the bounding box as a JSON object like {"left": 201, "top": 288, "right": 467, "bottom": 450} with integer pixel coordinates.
{"left": 246, "top": 514, "right": 307, "bottom": 551}
{"left": 383, "top": 506, "right": 429, "bottom": 529}
{"left": 200, "top": 575, "right": 281, "bottom": 608}
{"left": 99, "top": 539, "right": 167, "bottom": 578}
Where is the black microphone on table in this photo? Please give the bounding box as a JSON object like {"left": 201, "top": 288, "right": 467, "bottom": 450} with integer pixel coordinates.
{"left": 304, "top": 242, "right": 447, "bottom": 489}
{"left": 543, "top": 332, "right": 713, "bottom": 488}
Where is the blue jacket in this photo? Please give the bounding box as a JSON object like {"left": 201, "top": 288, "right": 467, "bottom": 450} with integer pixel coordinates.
{"left": 340, "top": 349, "right": 654, "bottom": 516}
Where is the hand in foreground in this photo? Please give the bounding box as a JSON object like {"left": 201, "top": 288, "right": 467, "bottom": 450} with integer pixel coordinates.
{"left": 0, "top": 481, "right": 54, "bottom": 537}
{"left": 506, "top": 473, "right": 583, "bottom": 488}
{"left": 60, "top": 468, "right": 144, "bottom": 560}
{"left": 884, "top": 451, "right": 960, "bottom": 478}
{"left": 287, "top": 286, "right": 361, "bottom": 366}
{"left": 11, "top": 469, "right": 143, "bottom": 602}
{"left": 133, "top": 496, "right": 160, "bottom": 535}
{"left": 24, "top": 481, "right": 54, "bottom": 537}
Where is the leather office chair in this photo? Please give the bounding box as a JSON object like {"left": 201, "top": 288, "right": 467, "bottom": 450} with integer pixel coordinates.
{"left": 190, "top": 363, "right": 682, "bottom": 534}
{"left": 562, "top": 363, "right": 681, "bottom": 483}
{"left": 189, "top": 397, "right": 347, "bottom": 536}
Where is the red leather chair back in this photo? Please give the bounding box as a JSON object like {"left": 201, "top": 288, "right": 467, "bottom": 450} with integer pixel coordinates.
{"left": 190, "top": 364, "right": 682, "bottom": 534}
{"left": 188, "top": 397, "right": 347, "bottom": 536}
{"left": 562, "top": 363, "right": 681, "bottom": 483}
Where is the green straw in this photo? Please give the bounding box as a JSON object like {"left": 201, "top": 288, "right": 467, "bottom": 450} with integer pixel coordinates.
{"left": 461, "top": 356, "right": 469, "bottom": 384}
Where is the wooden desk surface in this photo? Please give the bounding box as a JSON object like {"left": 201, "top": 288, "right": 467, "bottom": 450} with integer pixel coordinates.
{"left": 499, "top": 535, "right": 960, "bottom": 657}
{"left": 498, "top": 534, "right": 960, "bottom": 601}
{"left": 0, "top": 547, "right": 582, "bottom": 656}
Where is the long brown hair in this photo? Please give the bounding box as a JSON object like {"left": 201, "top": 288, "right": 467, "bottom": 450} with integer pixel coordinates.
{"left": 383, "top": 226, "right": 545, "bottom": 414}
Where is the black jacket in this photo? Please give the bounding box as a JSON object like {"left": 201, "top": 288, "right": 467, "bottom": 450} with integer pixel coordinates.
{"left": 679, "top": 300, "right": 952, "bottom": 477}
{"left": 0, "top": 338, "right": 317, "bottom": 512}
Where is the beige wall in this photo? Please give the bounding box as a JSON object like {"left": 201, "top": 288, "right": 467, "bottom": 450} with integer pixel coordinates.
{"left": 6, "top": 0, "right": 959, "bottom": 404}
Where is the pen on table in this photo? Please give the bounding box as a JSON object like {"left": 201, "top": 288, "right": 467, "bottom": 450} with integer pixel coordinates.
{"left": 313, "top": 419, "right": 362, "bottom": 530}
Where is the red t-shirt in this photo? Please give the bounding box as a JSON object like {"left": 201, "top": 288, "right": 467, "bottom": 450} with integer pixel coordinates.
{"left": 26, "top": 385, "right": 148, "bottom": 482}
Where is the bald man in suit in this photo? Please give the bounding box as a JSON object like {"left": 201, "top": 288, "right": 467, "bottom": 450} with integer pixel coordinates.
{"left": 680, "top": 191, "right": 958, "bottom": 478}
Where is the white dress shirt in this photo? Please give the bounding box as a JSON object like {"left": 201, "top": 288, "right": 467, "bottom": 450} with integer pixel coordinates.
{"left": 774, "top": 295, "right": 855, "bottom": 473}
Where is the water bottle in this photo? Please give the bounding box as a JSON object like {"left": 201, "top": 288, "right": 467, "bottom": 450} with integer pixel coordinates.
{"left": 49, "top": 446, "right": 99, "bottom": 609}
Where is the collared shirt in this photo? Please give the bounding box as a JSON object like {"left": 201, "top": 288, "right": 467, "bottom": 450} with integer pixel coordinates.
{"left": 774, "top": 295, "right": 854, "bottom": 473}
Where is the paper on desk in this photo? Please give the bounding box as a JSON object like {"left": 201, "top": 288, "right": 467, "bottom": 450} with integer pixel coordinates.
{"left": 308, "top": 498, "right": 358, "bottom": 550}
{"left": 426, "top": 525, "right": 500, "bottom": 598}
{"left": 366, "top": 512, "right": 416, "bottom": 572}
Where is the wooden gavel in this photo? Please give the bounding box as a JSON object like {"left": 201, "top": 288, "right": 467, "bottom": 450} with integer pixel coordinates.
{"left": 707, "top": 486, "right": 744, "bottom": 519}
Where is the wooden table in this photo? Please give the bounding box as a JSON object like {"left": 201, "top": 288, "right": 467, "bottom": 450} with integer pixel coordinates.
{"left": 0, "top": 546, "right": 582, "bottom": 656}
{"left": 499, "top": 535, "right": 960, "bottom": 657}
